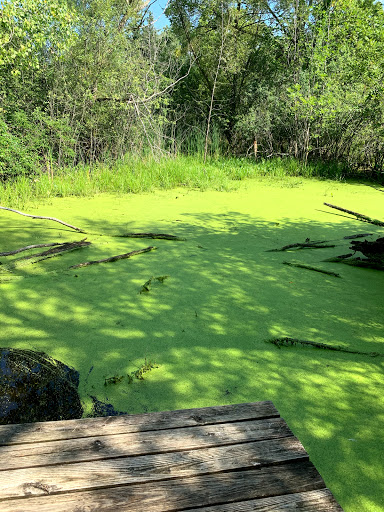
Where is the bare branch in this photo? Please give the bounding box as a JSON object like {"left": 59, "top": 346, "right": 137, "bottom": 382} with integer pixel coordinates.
{"left": 0, "top": 206, "right": 86, "bottom": 233}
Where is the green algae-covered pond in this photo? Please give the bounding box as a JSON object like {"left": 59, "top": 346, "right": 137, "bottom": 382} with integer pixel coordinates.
{"left": 1, "top": 178, "right": 383, "bottom": 511}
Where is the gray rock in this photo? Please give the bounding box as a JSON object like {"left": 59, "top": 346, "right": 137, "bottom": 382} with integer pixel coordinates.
{"left": 0, "top": 348, "right": 83, "bottom": 424}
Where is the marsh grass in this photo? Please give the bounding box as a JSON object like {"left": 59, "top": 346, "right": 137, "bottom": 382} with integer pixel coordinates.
{"left": 0, "top": 155, "right": 347, "bottom": 207}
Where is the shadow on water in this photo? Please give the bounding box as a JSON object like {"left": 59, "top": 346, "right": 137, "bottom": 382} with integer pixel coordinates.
{"left": 0, "top": 201, "right": 383, "bottom": 511}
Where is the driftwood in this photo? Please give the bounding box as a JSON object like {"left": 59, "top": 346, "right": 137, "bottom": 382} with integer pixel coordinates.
{"left": 324, "top": 203, "right": 384, "bottom": 227}
{"left": 0, "top": 206, "right": 86, "bottom": 233}
{"left": 324, "top": 238, "right": 384, "bottom": 270}
{"left": 268, "top": 240, "right": 335, "bottom": 252}
{"left": 70, "top": 246, "right": 156, "bottom": 269}
{"left": 0, "top": 243, "right": 63, "bottom": 256}
{"left": 283, "top": 261, "right": 341, "bottom": 277}
{"left": 343, "top": 233, "right": 373, "bottom": 239}
{"left": 0, "top": 240, "right": 90, "bottom": 273}
{"left": 266, "top": 337, "right": 382, "bottom": 357}
{"left": 117, "top": 233, "right": 186, "bottom": 241}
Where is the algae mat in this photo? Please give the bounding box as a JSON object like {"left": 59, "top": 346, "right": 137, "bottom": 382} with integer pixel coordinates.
{"left": 0, "top": 178, "right": 383, "bottom": 511}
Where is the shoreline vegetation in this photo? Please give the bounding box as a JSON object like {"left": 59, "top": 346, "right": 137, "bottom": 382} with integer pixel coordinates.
{"left": 0, "top": 155, "right": 369, "bottom": 208}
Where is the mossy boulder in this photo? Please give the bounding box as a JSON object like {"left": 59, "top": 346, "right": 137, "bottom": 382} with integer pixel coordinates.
{"left": 0, "top": 348, "right": 83, "bottom": 424}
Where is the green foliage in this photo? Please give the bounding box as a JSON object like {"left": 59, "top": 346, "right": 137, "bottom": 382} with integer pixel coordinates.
{"left": 1, "top": 0, "right": 384, "bottom": 178}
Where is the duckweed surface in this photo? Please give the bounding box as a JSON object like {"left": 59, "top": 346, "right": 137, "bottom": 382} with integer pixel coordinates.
{"left": 1, "top": 177, "right": 383, "bottom": 511}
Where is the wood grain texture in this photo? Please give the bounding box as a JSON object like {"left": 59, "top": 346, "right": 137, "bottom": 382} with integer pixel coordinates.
{"left": 183, "top": 489, "right": 344, "bottom": 511}
{"left": 0, "top": 437, "right": 307, "bottom": 499}
{"left": 0, "top": 401, "right": 279, "bottom": 445}
{"left": 0, "top": 418, "right": 292, "bottom": 470}
{"left": 0, "top": 461, "right": 325, "bottom": 512}
{"left": 0, "top": 401, "right": 344, "bottom": 512}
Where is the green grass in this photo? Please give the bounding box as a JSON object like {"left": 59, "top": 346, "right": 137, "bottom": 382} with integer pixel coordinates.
{"left": 0, "top": 155, "right": 348, "bottom": 208}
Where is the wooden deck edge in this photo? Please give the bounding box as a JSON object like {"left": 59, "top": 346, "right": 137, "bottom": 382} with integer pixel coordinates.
{"left": 0, "top": 401, "right": 279, "bottom": 445}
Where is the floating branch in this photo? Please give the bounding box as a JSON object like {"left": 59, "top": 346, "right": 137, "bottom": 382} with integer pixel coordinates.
{"left": 0, "top": 206, "right": 86, "bottom": 233}
{"left": 0, "top": 242, "right": 63, "bottom": 256}
{"left": 325, "top": 257, "right": 384, "bottom": 270}
{"left": 266, "top": 337, "right": 382, "bottom": 357}
{"left": 70, "top": 246, "right": 156, "bottom": 269}
{"left": 267, "top": 240, "right": 335, "bottom": 252}
{"left": 139, "top": 275, "right": 169, "bottom": 294}
{"left": 0, "top": 239, "right": 90, "bottom": 273}
{"left": 324, "top": 203, "right": 384, "bottom": 227}
{"left": 343, "top": 234, "right": 373, "bottom": 240}
{"left": 323, "top": 253, "right": 354, "bottom": 262}
{"left": 283, "top": 261, "right": 341, "bottom": 277}
{"left": 117, "top": 232, "right": 186, "bottom": 241}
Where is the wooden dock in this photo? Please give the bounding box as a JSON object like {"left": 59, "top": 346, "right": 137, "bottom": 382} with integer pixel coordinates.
{"left": 0, "top": 401, "right": 343, "bottom": 511}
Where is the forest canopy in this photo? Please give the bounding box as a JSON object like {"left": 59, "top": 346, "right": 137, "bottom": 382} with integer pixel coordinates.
{"left": 1, "top": 0, "right": 384, "bottom": 178}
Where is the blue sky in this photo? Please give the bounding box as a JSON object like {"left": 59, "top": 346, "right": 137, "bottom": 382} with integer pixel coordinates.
{"left": 149, "top": 0, "right": 170, "bottom": 29}
{"left": 149, "top": 0, "right": 384, "bottom": 29}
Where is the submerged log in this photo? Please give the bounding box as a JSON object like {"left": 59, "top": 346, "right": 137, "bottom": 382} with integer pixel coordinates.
{"left": 117, "top": 233, "right": 186, "bottom": 241}
{"left": 0, "top": 239, "right": 90, "bottom": 273}
{"left": 324, "top": 203, "right": 384, "bottom": 227}
{"left": 283, "top": 261, "right": 341, "bottom": 277}
{"left": 70, "top": 246, "right": 156, "bottom": 269}
{"left": 267, "top": 241, "right": 335, "bottom": 252}
{"left": 0, "top": 242, "right": 63, "bottom": 256}
{"left": 266, "top": 337, "right": 382, "bottom": 357}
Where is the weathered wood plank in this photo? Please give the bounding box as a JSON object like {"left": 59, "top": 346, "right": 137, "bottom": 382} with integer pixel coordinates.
{"left": 0, "top": 460, "right": 325, "bottom": 512}
{"left": 0, "top": 401, "right": 279, "bottom": 446}
{"left": 0, "top": 437, "right": 307, "bottom": 499}
{"left": 183, "top": 489, "right": 344, "bottom": 511}
{"left": 0, "top": 418, "right": 292, "bottom": 470}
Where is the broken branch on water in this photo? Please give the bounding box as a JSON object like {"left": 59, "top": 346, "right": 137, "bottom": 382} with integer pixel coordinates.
{"left": 117, "top": 232, "right": 186, "bottom": 241}
{"left": 0, "top": 206, "right": 86, "bottom": 233}
{"left": 283, "top": 261, "right": 341, "bottom": 277}
{"left": 267, "top": 240, "right": 335, "bottom": 252}
{"left": 0, "top": 242, "right": 63, "bottom": 256}
{"left": 324, "top": 203, "right": 384, "bottom": 227}
{"left": 0, "top": 239, "right": 90, "bottom": 274}
{"left": 69, "top": 246, "right": 156, "bottom": 269}
{"left": 266, "top": 337, "right": 382, "bottom": 357}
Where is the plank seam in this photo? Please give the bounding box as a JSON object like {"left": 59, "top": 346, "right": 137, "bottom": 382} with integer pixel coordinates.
{"left": 0, "top": 434, "right": 299, "bottom": 471}
{"left": 0, "top": 414, "right": 282, "bottom": 446}
{"left": 0, "top": 459, "right": 318, "bottom": 503}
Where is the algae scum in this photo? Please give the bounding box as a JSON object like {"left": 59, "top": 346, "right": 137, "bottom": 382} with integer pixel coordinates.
{"left": 0, "top": 178, "right": 383, "bottom": 512}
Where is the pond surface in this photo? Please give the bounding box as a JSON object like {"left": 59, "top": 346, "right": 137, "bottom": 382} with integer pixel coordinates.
{"left": 1, "top": 177, "right": 383, "bottom": 511}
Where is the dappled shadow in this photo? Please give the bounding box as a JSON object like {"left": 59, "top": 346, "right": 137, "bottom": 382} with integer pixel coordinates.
{"left": 0, "top": 186, "right": 383, "bottom": 510}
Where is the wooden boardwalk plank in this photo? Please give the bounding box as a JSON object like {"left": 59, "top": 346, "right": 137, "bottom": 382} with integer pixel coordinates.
{"left": 0, "top": 417, "right": 291, "bottom": 470}
{"left": 183, "top": 490, "right": 343, "bottom": 511}
{"left": 0, "top": 461, "right": 325, "bottom": 512}
{"left": 0, "top": 438, "right": 307, "bottom": 499}
{"left": 0, "top": 401, "right": 344, "bottom": 511}
{"left": 0, "top": 401, "right": 279, "bottom": 445}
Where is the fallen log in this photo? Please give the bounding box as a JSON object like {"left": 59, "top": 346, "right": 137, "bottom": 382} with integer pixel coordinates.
{"left": 0, "top": 242, "right": 63, "bottom": 256}
{"left": 0, "top": 240, "right": 90, "bottom": 273}
{"left": 343, "top": 233, "right": 373, "bottom": 239}
{"left": 70, "top": 246, "right": 156, "bottom": 269}
{"left": 266, "top": 337, "right": 382, "bottom": 357}
{"left": 324, "top": 203, "right": 384, "bottom": 227}
{"left": 117, "top": 233, "right": 186, "bottom": 241}
{"left": 0, "top": 206, "right": 86, "bottom": 233}
{"left": 283, "top": 261, "right": 341, "bottom": 277}
{"left": 267, "top": 240, "right": 335, "bottom": 252}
